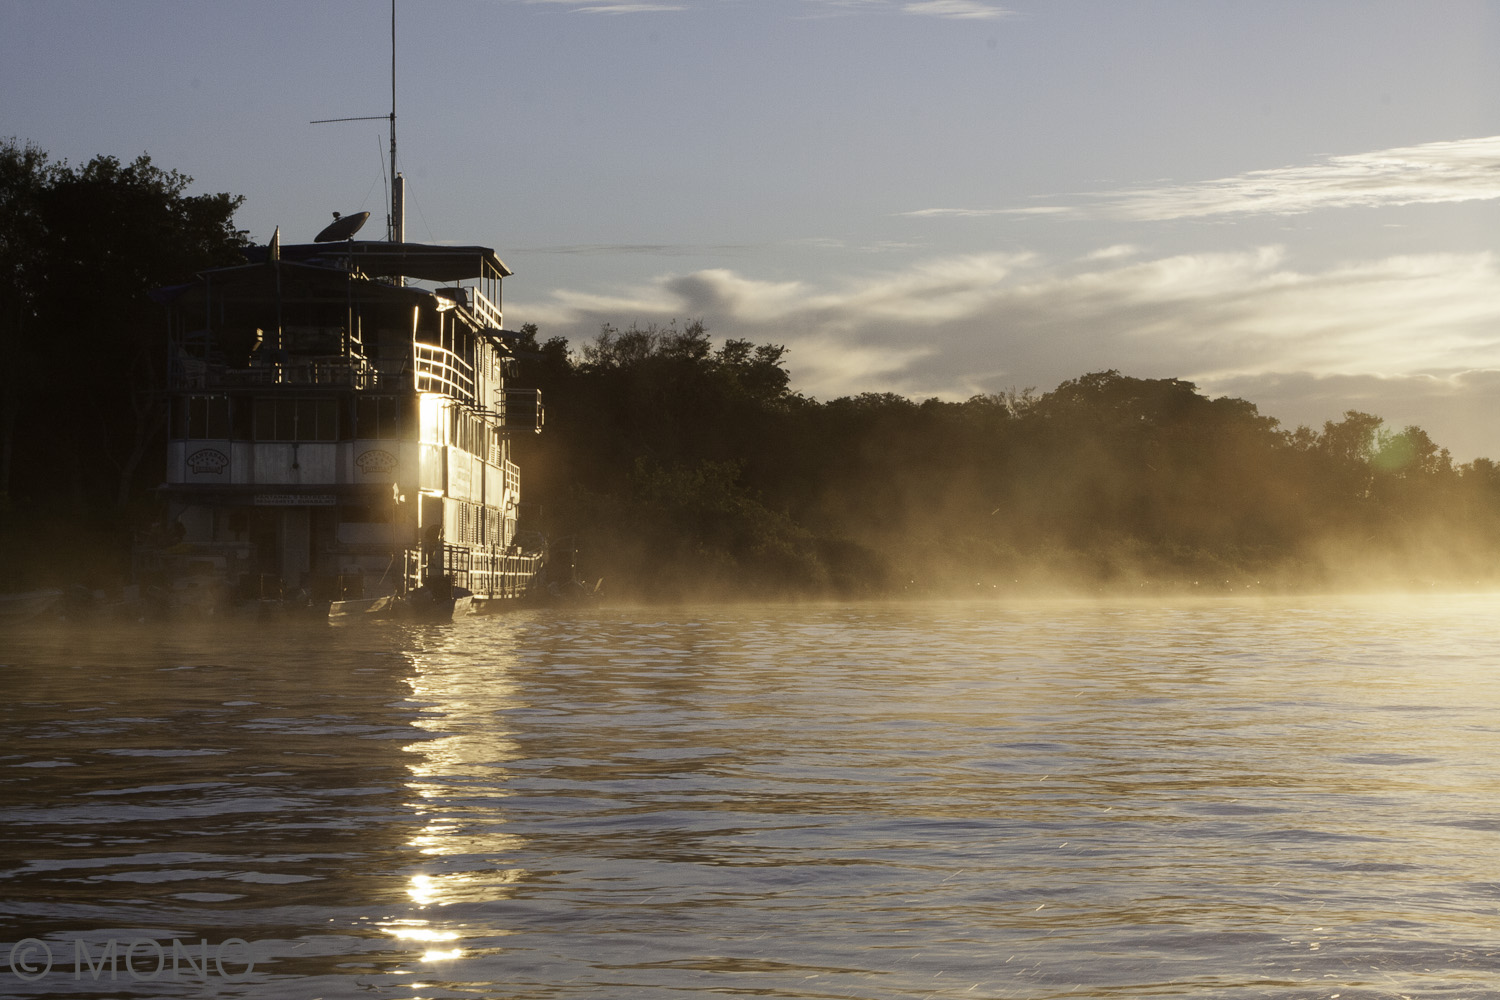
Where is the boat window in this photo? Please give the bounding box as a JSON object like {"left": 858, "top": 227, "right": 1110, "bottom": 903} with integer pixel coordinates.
{"left": 175, "top": 396, "right": 232, "bottom": 439}
{"left": 254, "top": 399, "right": 281, "bottom": 440}
{"left": 355, "top": 395, "right": 412, "bottom": 439}
{"left": 253, "top": 398, "right": 340, "bottom": 441}
{"left": 461, "top": 413, "right": 472, "bottom": 454}
{"left": 356, "top": 397, "right": 377, "bottom": 438}
{"left": 232, "top": 397, "right": 253, "bottom": 440}
{"left": 312, "top": 399, "right": 338, "bottom": 441}
{"left": 420, "top": 395, "right": 445, "bottom": 445}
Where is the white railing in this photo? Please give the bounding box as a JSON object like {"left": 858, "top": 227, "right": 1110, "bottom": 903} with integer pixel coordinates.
{"left": 418, "top": 544, "right": 542, "bottom": 600}
{"left": 469, "top": 286, "right": 502, "bottom": 330}
{"left": 414, "top": 343, "right": 475, "bottom": 404}
{"left": 439, "top": 285, "right": 503, "bottom": 330}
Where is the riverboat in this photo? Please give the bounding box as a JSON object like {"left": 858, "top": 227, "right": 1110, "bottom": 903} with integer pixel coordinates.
{"left": 141, "top": 225, "right": 547, "bottom": 617}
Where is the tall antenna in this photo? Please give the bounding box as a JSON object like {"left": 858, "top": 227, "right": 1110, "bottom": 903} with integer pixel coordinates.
{"left": 311, "top": 0, "right": 403, "bottom": 249}
{"left": 389, "top": 0, "right": 403, "bottom": 247}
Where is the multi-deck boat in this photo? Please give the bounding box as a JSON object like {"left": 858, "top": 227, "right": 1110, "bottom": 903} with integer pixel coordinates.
{"left": 142, "top": 225, "right": 546, "bottom": 617}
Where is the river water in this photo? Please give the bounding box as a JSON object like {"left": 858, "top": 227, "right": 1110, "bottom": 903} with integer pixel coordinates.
{"left": 3, "top": 596, "right": 1500, "bottom": 999}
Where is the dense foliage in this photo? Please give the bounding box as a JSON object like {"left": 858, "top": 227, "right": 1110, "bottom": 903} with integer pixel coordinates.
{"left": 1, "top": 138, "right": 248, "bottom": 586}
{"left": 512, "top": 322, "right": 1500, "bottom": 599}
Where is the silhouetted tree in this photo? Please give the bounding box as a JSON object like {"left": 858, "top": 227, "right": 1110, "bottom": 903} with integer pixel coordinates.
{"left": 1, "top": 140, "right": 246, "bottom": 586}
{"left": 0, "top": 141, "right": 246, "bottom": 515}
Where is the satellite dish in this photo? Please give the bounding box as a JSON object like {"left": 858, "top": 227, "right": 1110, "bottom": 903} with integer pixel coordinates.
{"left": 314, "top": 211, "right": 371, "bottom": 243}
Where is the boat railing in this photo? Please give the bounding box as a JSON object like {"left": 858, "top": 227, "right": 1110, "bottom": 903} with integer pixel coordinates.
{"left": 171, "top": 354, "right": 388, "bottom": 390}
{"left": 497, "top": 388, "right": 544, "bottom": 433}
{"left": 403, "top": 547, "right": 423, "bottom": 595}
{"left": 443, "top": 544, "right": 472, "bottom": 594}
{"left": 428, "top": 544, "right": 540, "bottom": 600}
{"left": 414, "top": 343, "right": 476, "bottom": 405}
{"left": 437, "top": 285, "right": 503, "bottom": 331}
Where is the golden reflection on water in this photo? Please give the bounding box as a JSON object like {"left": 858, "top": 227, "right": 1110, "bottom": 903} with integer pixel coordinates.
{"left": 382, "top": 918, "right": 466, "bottom": 964}
{"left": 388, "top": 622, "right": 533, "bottom": 966}
{"left": 386, "top": 921, "right": 461, "bottom": 943}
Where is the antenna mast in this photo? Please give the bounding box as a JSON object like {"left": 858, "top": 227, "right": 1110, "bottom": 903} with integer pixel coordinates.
{"left": 389, "top": 0, "right": 403, "bottom": 247}
{"left": 310, "top": 0, "right": 403, "bottom": 251}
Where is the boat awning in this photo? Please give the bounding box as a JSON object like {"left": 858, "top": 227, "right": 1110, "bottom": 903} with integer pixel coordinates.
{"left": 164, "top": 260, "right": 437, "bottom": 308}
{"left": 241, "top": 241, "right": 513, "bottom": 281}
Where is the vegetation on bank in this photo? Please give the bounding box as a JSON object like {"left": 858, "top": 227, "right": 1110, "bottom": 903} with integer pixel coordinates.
{"left": 1, "top": 139, "right": 247, "bottom": 588}
{"left": 511, "top": 323, "right": 1500, "bottom": 599}
{"left": 4, "top": 139, "right": 1498, "bottom": 597}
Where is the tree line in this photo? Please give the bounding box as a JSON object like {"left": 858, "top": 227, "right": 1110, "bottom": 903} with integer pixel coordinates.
{"left": 1, "top": 138, "right": 246, "bottom": 587}
{"left": 5, "top": 138, "right": 1497, "bottom": 596}
{"left": 511, "top": 322, "right": 1500, "bottom": 599}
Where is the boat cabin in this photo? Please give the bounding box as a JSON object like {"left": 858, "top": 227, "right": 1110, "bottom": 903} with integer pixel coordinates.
{"left": 147, "top": 239, "right": 544, "bottom": 606}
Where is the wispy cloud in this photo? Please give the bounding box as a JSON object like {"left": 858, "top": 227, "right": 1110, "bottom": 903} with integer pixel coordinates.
{"left": 902, "top": 205, "right": 1070, "bottom": 219}
{"left": 512, "top": 245, "right": 1500, "bottom": 457}
{"left": 523, "top": 0, "right": 686, "bottom": 11}
{"left": 576, "top": 4, "right": 686, "bottom": 11}
{"left": 519, "top": 243, "right": 750, "bottom": 256}
{"left": 901, "top": 0, "right": 1013, "bottom": 18}
{"left": 1084, "top": 244, "right": 1141, "bottom": 262}
{"left": 905, "top": 135, "right": 1500, "bottom": 222}
{"left": 792, "top": 237, "right": 928, "bottom": 254}
{"left": 1107, "top": 135, "right": 1500, "bottom": 220}
{"left": 526, "top": 0, "right": 1012, "bottom": 14}
{"left": 795, "top": 0, "right": 1012, "bottom": 17}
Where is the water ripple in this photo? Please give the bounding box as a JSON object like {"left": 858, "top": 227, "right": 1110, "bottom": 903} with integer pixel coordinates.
{"left": 2, "top": 597, "right": 1499, "bottom": 997}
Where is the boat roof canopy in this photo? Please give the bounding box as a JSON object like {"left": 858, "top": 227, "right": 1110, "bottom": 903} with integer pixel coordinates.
{"left": 159, "top": 259, "right": 437, "bottom": 307}
{"left": 241, "top": 241, "right": 513, "bottom": 281}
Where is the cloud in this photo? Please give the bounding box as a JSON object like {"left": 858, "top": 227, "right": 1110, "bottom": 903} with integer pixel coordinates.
{"left": 902, "top": 206, "right": 1066, "bottom": 218}
{"left": 1083, "top": 244, "right": 1141, "bottom": 262}
{"left": 905, "top": 135, "right": 1500, "bottom": 222}
{"left": 519, "top": 243, "right": 749, "bottom": 256}
{"left": 901, "top": 0, "right": 1013, "bottom": 18}
{"left": 1106, "top": 135, "right": 1500, "bottom": 220}
{"left": 523, "top": 0, "right": 686, "bottom": 11}
{"left": 794, "top": 0, "right": 1013, "bottom": 17}
{"left": 511, "top": 246, "right": 1500, "bottom": 459}
{"left": 792, "top": 236, "right": 927, "bottom": 253}
{"left": 525, "top": 0, "right": 1012, "bottom": 14}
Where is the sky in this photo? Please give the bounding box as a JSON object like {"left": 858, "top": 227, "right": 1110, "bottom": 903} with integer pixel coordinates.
{"left": 5, "top": 0, "right": 1500, "bottom": 459}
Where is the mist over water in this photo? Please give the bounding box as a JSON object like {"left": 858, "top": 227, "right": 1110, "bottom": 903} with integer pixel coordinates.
{"left": 3, "top": 597, "right": 1500, "bottom": 998}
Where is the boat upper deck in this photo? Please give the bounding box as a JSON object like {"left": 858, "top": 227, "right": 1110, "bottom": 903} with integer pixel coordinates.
{"left": 161, "top": 241, "right": 524, "bottom": 412}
